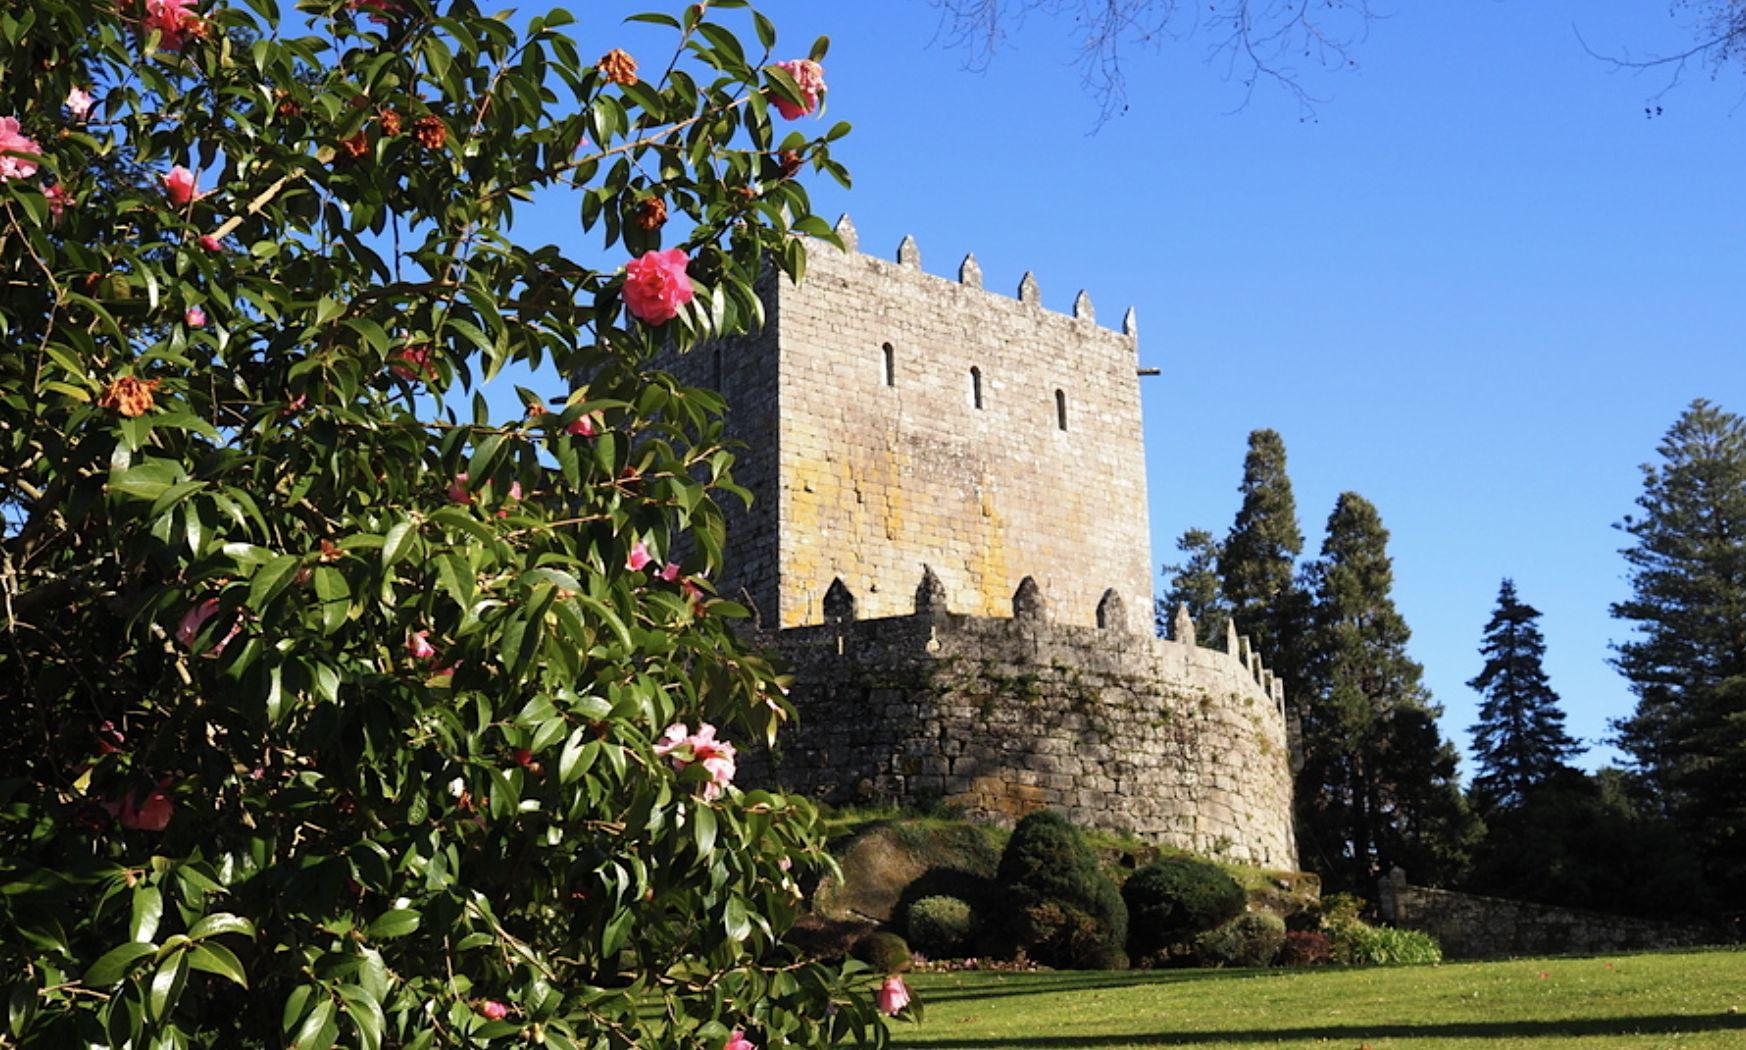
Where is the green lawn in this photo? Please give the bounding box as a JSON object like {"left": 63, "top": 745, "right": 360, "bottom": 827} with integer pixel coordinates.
{"left": 893, "top": 948, "right": 1746, "bottom": 1049}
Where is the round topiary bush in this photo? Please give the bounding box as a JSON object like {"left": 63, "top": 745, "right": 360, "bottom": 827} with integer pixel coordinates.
{"left": 908, "top": 895, "right": 976, "bottom": 958}
{"left": 852, "top": 931, "right": 914, "bottom": 974}
{"left": 1122, "top": 855, "right": 1248, "bottom": 960}
{"left": 1193, "top": 911, "right": 1287, "bottom": 968}
{"left": 997, "top": 810, "right": 1128, "bottom": 968}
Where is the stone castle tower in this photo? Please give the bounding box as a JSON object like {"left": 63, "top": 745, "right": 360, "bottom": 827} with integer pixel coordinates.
{"left": 669, "top": 219, "right": 1298, "bottom": 868}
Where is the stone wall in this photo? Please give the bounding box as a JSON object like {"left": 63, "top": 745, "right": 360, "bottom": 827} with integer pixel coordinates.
{"left": 675, "top": 218, "right": 1152, "bottom": 630}
{"left": 1376, "top": 868, "right": 1722, "bottom": 960}
{"left": 754, "top": 582, "right": 1298, "bottom": 869}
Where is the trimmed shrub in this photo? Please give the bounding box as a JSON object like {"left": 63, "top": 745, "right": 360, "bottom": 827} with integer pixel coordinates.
{"left": 1279, "top": 929, "right": 1333, "bottom": 966}
{"left": 1122, "top": 855, "right": 1248, "bottom": 960}
{"left": 852, "top": 931, "right": 914, "bottom": 974}
{"left": 1193, "top": 911, "right": 1286, "bottom": 968}
{"left": 908, "top": 895, "right": 976, "bottom": 958}
{"left": 1331, "top": 922, "right": 1443, "bottom": 966}
{"left": 997, "top": 811, "right": 1128, "bottom": 968}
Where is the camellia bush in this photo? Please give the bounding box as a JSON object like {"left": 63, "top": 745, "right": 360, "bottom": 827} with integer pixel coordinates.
{"left": 0, "top": 0, "right": 894, "bottom": 1045}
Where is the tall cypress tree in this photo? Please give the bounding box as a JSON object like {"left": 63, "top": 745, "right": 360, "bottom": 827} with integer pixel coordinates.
{"left": 1220, "top": 429, "right": 1310, "bottom": 702}
{"left": 1467, "top": 579, "right": 1583, "bottom": 811}
{"left": 1611, "top": 399, "right": 1746, "bottom": 889}
{"left": 1158, "top": 527, "right": 1230, "bottom": 643}
{"left": 1297, "top": 492, "right": 1478, "bottom": 890}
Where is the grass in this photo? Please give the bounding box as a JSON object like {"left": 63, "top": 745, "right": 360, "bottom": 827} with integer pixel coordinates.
{"left": 892, "top": 947, "right": 1746, "bottom": 1049}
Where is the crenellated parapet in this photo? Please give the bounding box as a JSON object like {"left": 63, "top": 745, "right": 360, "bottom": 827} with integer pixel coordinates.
{"left": 753, "top": 571, "right": 1298, "bottom": 869}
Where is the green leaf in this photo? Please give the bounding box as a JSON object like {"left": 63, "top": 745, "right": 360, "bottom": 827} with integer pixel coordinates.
{"left": 188, "top": 914, "right": 257, "bottom": 942}
{"left": 692, "top": 804, "right": 717, "bottom": 857}
{"left": 84, "top": 942, "right": 156, "bottom": 986}
{"left": 381, "top": 520, "right": 416, "bottom": 571}
{"left": 248, "top": 553, "right": 301, "bottom": 610}
{"left": 365, "top": 909, "right": 421, "bottom": 940}
{"left": 187, "top": 942, "right": 248, "bottom": 989}
{"left": 147, "top": 948, "right": 189, "bottom": 1022}
{"left": 130, "top": 885, "right": 163, "bottom": 943}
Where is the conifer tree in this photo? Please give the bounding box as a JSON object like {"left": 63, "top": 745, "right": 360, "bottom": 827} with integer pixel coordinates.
{"left": 1611, "top": 399, "right": 1746, "bottom": 890}
{"left": 1467, "top": 579, "right": 1583, "bottom": 811}
{"left": 1296, "top": 493, "right": 1478, "bottom": 890}
{"left": 1220, "top": 430, "right": 1306, "bottom": 667}
{"left": 1158, "top": 527, "right": 1230, "bottom": 643}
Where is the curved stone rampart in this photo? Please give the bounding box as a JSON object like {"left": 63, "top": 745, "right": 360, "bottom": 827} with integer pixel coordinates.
{"left": 757, "top": 588, "right": 1297, "bottom": 869}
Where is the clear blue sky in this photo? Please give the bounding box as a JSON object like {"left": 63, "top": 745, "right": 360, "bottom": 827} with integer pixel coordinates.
{"left": 509, "top": 2, "right": 1746, "bottom": 775}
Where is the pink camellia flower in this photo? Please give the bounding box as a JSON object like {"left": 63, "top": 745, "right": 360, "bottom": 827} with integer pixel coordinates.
{"left": 658, "top": 561, "right": 681, "bottom": 583}
{"left": 565, "top": 414, "right": 598, "bottom": 438}
{"left": 143, "top": 0, "right": 199, "bottom": 49}
{"left": 770, "top": 59, "right": 826, "bottom": 119}
{"left": 198, "top": 233, "right": 223, "bottom": 251}
{"left": 347, "top": 0, "right": 400, "bottom": 24}
{"left": 447, "top": 473, "right": 473, "bottom": 505}
{"left": 507, "top": 480, "right": 522, "bottom": 501}
{"left": 653, "top": 722, "right": 737, "bottom": 801}
{"left": 176, "top": 598, "right": 238, "bottom": 656}
{"left": 0, "top": 117, "right": 42, "bottom": 181}
{"left": 163, "top": 165, "right": 197, "bottom": 205}
{"left": 876, "top": 975, "right": 911, "bottom": 1016}
{"left": 622, "top": 248, "right": 693, "bottom": 325}
{"left": 476, "top": 1000, "right": 509, "bottom": 1021}
{"left": 107, "top": 781, "right": 176, "bottom": 832}
{"left": 725, "top": 1029, "right": 756, "bottom": 1050}
{"left": 626, "top": 541, "right": 653, "bottom": 572}
{"left": 43, "top": 183, "right": 73, "bottom": 220}
{"left": 185, "top": 306, "right": 206, "bottom": 327}
{"left": 66, "top": 87, "right": 95, "bottom": 119}
{"left": 407, "top": 630, "right": 437, "bottom": 661}
{"left": 390, "top": 344, "right": 434, "bottom": 381}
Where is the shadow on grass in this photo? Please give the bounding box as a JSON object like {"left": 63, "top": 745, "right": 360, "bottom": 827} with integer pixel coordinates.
{"left": 904, "top": 1012, "right": 1746, "bottom": 1047}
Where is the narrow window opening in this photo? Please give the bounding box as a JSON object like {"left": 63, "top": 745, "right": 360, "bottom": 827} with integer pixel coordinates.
{"left": 1055, "top": 389, "right": 1068, "bottom": 431}
{"left": 970, "top": 366, "right": 983, "bottom": 409}
{"left": 882, "top": 342, "right": 895, "bottom": 387}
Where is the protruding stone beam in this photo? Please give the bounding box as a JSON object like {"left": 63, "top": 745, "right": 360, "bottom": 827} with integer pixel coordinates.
{"left": 833, "top": 213, "right": 858, "bottom": 251}
{"left": 1073, "top": 289, "right": 1095, "bottom": 323}
{"left": 1171, "top": 602, "right": 1196, "bottom": 646}
{"left": 959, "top": 253, "right": 982, "bottom": 289}
{"left": 822, "top": 578, "right": 857, "bottom": 625}
{"left": 1250, "top": 651, "right": 1265, "bottom": 682}
{"left": 1012, "top": 576, "right": 1045, "bottom": 622}
{"left": 1238, "top": 634, "right": 1253, "bottom": 668}
{"left": 1225, "top": 619, "right": 1240, "bottom": 656}
{"left": 1123, "top": 306, "right": 1138, "bottom": 338}
{"left": 1018, "top": 271, "right": 1040, "bottom": 305}
{"left": 915, "top": 565, "right": 949, "bottom": 616}
{"left": 1096, "top": 588, "right": 1126, "bottom": 631}
{"left": 897, "top": 234, "right": 920, "bottom": 268}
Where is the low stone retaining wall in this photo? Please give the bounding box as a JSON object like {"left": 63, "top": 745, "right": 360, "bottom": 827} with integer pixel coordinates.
{"left": 1376, "top": 868, "right": 1722, "bottom": 959}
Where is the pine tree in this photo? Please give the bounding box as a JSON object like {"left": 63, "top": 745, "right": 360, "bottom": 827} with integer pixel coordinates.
{"left": 1158, "top": 527, "right": 1230, "bottom": 643}
{"left": 1611, "top": 399, "right": 1746, "bottom": 890}
{"left": 1296, "top": 493, "right": 1479, "bottom": 891}
{"left": 1467, "top": 579, "right": 1583, "bottom": 811}
{"left": 1219, "top": 429, "right": 1306, "bottom": 671}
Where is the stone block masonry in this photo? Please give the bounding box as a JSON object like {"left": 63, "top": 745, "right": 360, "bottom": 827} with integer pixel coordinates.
{"left": 1377, "top": 869, "right": 1724, "bottom": 959}
{"left": 667, "top": 217, "right": 1151, "bottom": 631}
{"left": 752, "top": 579, "right": 1298, "bottom": 869}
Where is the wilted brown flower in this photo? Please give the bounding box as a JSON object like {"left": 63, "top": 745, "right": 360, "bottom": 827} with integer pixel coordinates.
{"left": 777, "top": 149, "right": 804, "bottom": 178}
{"left": 98, "top": 376, "right": 160, "bottom": 418}
{"left": 339, "top": 130, "right": 369, "bottom": 159}
{"left": 598, "top": 49, "right": 638, "bottom": 86}
{"left": 412, "top": 115, "right": 446, "bottom": 149}
{"left": 377, "top": 107, "right": 403, "bottom": 136}
{"left": 274, "top": 90, "right": 301, "bottom": 119}
{"left": 634, "top": 196, "right": 668, "bottom": 230}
